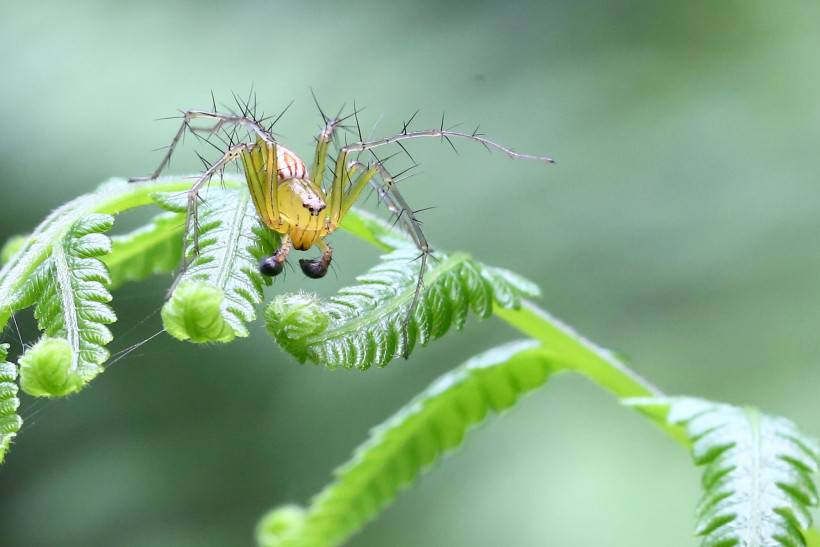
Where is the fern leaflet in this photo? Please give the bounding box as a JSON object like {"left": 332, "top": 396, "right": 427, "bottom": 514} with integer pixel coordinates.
{"left": 266, "top": 247, "right": 539, "bottom": 369}
{"left": 14, "top": 214, "right": 117, "bottom": 396}
{"left": 158, "top": 188, "right": 277, "bottom": 343}
{"left": 256, "top": 340, "right": 554, "bottom": 547}
{"left": 105, "top": 211, "right": 184, "bottom": 289}
{"left": 629, "top": 397, "right": 820, "bottom": 546}
{"left": 0, "top": 343, "right": 21, "bottom": 463}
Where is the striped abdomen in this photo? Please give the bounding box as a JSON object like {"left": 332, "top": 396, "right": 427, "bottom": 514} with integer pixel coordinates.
{"left": 276, "top": 144, "right": 308, "bottom": 181}
{"left": 241, "top": 139, "right": 328, "bottom": 249}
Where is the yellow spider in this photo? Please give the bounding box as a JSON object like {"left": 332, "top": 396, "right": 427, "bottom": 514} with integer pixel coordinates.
{"left": 131, "top": 93, "right": 554, "bottom": 346}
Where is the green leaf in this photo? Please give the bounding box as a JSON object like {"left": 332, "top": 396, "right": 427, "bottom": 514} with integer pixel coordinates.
{"left": 159, "top": 188, "right": 277, "bottom": 342}
{"left": 0, "top": 235, "right": 28, "bottom": 265}
{"left": 0, "top": 177, "right": 212, "bottom": 335}
{"left": 104, "top": 211, "right": 184, "bottom": 288}
{"left": 266, "top": 247, "right": 539, "bottom": 369}
{"left": 0, "top": 343, "right": 21, "bottom": 464}
{"left": 256, "top": 340, "right": 554, "bottom": 547}
{"left": 16, "top": 214, "right": 116, "bottom": 396}
{"left": 629, "top": 397, "right": 820, "bottom": 546}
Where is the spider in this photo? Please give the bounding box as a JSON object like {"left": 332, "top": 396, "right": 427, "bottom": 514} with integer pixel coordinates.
{"left": 130, "top": 92, "right": 554, "bottom": 351}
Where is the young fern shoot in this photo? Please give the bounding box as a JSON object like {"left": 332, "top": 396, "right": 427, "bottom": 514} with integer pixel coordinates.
{"left": 130, "top": 93, "right": 554, "bottom": 356}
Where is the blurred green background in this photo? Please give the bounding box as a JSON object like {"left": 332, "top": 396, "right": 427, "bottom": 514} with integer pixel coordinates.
{"left": 2, "top": 1, "right": 820, "bottom": 545}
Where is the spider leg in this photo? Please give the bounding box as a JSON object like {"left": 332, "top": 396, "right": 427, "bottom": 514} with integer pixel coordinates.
{"left": 241, "top": 140, "right": 281, "bottom": 229}
{"left": 338, "top": 160, "right": 380, "bottom": 218}
{"left": 327, "top": 151, "right": 378, "bottom": 227}
{"left": 326, "top": 124, "right": 551, "bottom": 229}
{"left": 341, "top": 128, "right": 555, "bottom": 165}
{"left": 322, "top": 149, "right": 427, "bottom": 356}
{"left": 129, "top": 110, "right": 276, "bottom": 182}
{"left": 364, "top": 162, "right": 431, "bottom": 358}
{"left": 175, "top": 143, "right": 249, "bottom": 284}
{"left": 309, "top": 97, "right": 352, "bottom": 187}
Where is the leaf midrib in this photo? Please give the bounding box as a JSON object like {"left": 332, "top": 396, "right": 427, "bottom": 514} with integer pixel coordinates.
{"left": 744, "top": 407, "right": 763, "bottom": 545}
{"left": 212, "top": 192, "right": 251, "bottom": 291}
{"left": 50, "top": 241, "right": 80, "bottom": 374}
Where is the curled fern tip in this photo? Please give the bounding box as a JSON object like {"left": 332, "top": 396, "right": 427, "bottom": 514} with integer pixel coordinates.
{"left": 19, "top": 337, "right": 85, "bottom": 397}
{"left": 256, "top": 504, "right": 307, "bottom": 547}
{"left": 266, "top": 293, "right": 330, "bottom": 362}
{"left": 161, "top": 281, "right": 237, "bottom": 343}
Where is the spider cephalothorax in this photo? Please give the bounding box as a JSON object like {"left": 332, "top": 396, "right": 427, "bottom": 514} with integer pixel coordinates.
{"left": 130, "top": 93, "right": 554, "bottom": 349}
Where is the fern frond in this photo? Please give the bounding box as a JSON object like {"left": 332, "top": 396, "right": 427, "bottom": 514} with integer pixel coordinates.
{"left": 0, "top": 343, "right": 21, "bottom": 463}
{"left": 256, "top": 340, "right": 554, "bottom": 547}
{"left": 0, "top": 235, "right": 27, "bottom": 265}
{"left": 160, "top": 188, "right": 277, "bottom": 343}
{"left": 629, "top": 397, "right": 820, "bottom": 546}
{"left": 0, "top": 178, "right": 213, "bottom": 334}
{"left": 266, "top": 247, "right": 539, "bottom": 369}
{"left": 16, "top": 214, "right": 116, "bottom": 397}
{"left": 105, "top": 211, "right": 184, "bottom": 289}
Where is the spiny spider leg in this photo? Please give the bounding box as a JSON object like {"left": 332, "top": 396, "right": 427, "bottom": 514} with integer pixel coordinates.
{"left": 175, "top": 143, "right": 250, "bottom": 285}
{"left": 240, "top": 139, "right": 280, "bottom": 229}
{"left": 129, "top": 110, "right": 275, "bottom": 182}
{"left": 311, "top": 114, "right": 349, "bottom": 189}
{"left": 356, "top": 160, "right": 431, "bottom": 358}
{"left": 328, "top": 127, "right": 552, "bottom": 227}
{"left": 342, "top": 129, "right": 555, "bottom": 165}
{"left": 338, "top": 160, "right": 380, "bottom": 217}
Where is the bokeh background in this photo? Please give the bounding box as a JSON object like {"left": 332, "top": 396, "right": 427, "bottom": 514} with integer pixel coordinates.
{"left": 2, "top": 1, "right": 820, "bottom": 545}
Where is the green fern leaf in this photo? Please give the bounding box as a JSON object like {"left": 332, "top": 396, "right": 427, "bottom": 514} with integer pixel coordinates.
{"left": 16, "top": 214, "right": 116, "bottom": 397}
{"left": 0, "top": 343, "right": 21, "bottom": 463}
{"left": 105, "top": 211, "right": 184, "bottom": 288}
{"left": 256, "top": 340, "right": 553, "bottom": 547}
{"left": 266, "top": 248, "right": 539, "bottom": 369}
{"left": 160, "top": 188, "right": 277, "bottom": 343}
{"left": 629, "top": 397, "right": 820, "bottom": 546}
{"left": 0, "top": 178, "right": 199, "bottom": 333}
{"left": 0, "top": 235, "right": 27, "bottom": 265}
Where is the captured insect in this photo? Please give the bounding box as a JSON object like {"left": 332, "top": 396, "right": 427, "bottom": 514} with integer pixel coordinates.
{"left": 130, "top": 92, "right": 554, "bottom": 352}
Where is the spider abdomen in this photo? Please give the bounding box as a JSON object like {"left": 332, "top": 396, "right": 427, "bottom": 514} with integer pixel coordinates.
{"left": 276, "top": 145, "right": 309, "bottom": 181}
{"left": 241, "top": 140, "right": 332, "bottom": 251}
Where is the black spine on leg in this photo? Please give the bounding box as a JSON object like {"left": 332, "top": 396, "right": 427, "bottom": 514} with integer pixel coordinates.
{"left": 259, "top": 255, "right": 285, "bottom": 276}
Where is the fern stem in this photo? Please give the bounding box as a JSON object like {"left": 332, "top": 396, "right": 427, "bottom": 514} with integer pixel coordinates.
{"left": 49, "top": 242, "right": 80, "bottom": 375}
{"left": 493, "top": 302, "right": 660, "bottom": 398}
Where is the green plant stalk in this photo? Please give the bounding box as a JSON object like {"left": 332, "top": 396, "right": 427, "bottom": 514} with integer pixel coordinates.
{"left": 494, "top": 303, "right": 658, "bottom": 396}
